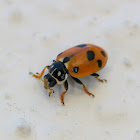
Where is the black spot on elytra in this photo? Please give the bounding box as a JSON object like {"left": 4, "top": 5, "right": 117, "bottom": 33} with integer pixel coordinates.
{"left": 101, "top": 51, "right": 106, "bottom": 57}
{"left": 87, "top": 50, "right": 95, "bottom": 61}
{"left": 63, "top": 57, "right": 70, "bottom": 63}
{"left": 72, "top": 67, "right": 79, "bottom": 73}
{"left": 58, "top": 52, "right": 63, "bottom": 56}
{"left": 97, "top": 60, "right": 102, "bottom": 68}
{"left": 76, "top": 44, "right": 87, "bottom": 48}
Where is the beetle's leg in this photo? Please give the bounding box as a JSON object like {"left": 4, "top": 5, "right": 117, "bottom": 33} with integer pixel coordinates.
{"left": 35, "top": 65, "right": 50, "bottom": 76}
{"left": 61, "top": 80, "right": 68, "bottom": 105}
{"left": 49, "top": 89, "right": 55, "bottom": 96}
{"left": 44, "top": 86, "right": 55, "bottom": 96}
{"left": 36, "top": 65, "right": 50, "bottom": 76}
{"left": 91, "top": 73, "right": 107, "bottom": 83}
{"left": 29, "top": 66, "right": 50, "bottom": 82}
{"left": 71, "top": 76, "right": 95, "bottom": 98}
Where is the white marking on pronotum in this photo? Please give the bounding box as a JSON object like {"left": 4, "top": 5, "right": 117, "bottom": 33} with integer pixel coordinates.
{"left": 50, "top": 68, "right": 67, "bottom": 84}
{"left": 54, "top": 73, "right": 68, "bottom": 84}
{"left": 59, "top": 58, "right": 63, "bottom": 62}
{"left": 57, "top": 71, "right": 61, "bottom": 76}
{"left": 64, "top": 63, "right": 68, "bottom": 69}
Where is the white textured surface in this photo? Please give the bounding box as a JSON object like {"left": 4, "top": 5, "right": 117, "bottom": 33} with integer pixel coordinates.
{"left": 0, "top": 0, "right": 140, "bottom": 140}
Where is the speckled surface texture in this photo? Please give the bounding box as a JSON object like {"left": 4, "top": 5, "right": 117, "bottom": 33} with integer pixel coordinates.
{"left": 0, "top": 0, "right": 140, "bottom": 140}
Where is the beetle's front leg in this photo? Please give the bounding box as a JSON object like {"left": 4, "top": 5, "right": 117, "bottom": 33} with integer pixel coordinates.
{"left": 29, "top": 66, "right": 50, "bottom": 82}
{"left": 44, "top": 86, "right": 55, "bottom": 97}
{"left": 48, "top": 88, "right": 55, "bottom": 97}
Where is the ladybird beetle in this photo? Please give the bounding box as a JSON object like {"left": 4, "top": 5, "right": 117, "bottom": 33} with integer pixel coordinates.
{"left": 30, "top": 44, "right": 108, "bottom": 105}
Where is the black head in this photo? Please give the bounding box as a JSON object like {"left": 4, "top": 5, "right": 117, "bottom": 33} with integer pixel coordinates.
{"left": 44, "top": 74, "right": 57, "bottom": 88}
{"left": 44, "top": 61, "right": 68, "bottom": 88}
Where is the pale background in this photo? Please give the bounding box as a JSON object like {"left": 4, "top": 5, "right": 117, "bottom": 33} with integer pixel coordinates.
{"left": 0, "top": 0, "right": 140, "bottom": 140}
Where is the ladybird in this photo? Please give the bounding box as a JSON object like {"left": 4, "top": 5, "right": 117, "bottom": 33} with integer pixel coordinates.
{"left": 30, "top": 44, "right": 108, "bottom": 105}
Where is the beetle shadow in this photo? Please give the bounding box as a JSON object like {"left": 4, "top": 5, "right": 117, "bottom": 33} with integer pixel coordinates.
{"left": 41, "top": 67, "right": 109, "bottom": 100}
{"left": 67, "top": 75, "right": 98, "bottom": 95}
{"left": 69, "top": 67, "right": 109, "bottom": 96}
